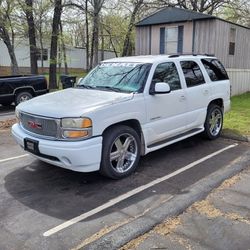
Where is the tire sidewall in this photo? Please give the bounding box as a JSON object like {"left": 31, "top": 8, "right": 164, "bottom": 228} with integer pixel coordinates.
{"left": 204, "top": 104, "right": 223, "bottom": 140}
{"left": 15, "top": 91, "right": 33, "bottom": 105}
{"left": 100, "top": 125, "right": 141, "bottom": 179}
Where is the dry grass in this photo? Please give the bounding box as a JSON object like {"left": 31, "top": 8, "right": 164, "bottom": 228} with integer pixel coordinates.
{"left": 0, "top": 118, "right": 16, "bottom": 129}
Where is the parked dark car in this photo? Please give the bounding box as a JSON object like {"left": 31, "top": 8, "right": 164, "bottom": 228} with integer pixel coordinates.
{"left": 0, "top": 75, "right": 48, "bottom": 106}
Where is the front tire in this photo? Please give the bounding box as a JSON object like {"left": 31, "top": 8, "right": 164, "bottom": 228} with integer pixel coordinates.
{"left": 100, "top": 125, "right": 141, "bottom": 179}
{"left": 204, "top": 104, "right": 223, "bottom": 140}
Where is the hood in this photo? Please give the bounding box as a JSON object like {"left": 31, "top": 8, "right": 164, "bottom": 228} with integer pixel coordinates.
{"left": 17, "top": 88, "right": 134, "bottom": 118}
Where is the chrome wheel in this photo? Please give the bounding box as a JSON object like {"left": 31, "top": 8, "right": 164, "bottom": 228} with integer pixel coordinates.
{"left": 208, "top": 108, "right": 222, "bottom": 136}
{"left": 16, "top": 91, "right": 33, "bottom": 105}
{"left": 109, "top": 133, "right": 138, "bottom": 174}
{"left": 19, "top": 95, "right": 30, "bottom": 102}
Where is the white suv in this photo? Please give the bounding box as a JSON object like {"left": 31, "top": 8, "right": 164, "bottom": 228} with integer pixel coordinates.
{"left": 12, "top": 55, "right": 230, "bottom": 179}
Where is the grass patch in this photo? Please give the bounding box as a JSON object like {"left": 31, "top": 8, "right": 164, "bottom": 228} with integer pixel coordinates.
{"left": 224, "top": 92, "right": 250, "bottom": 136}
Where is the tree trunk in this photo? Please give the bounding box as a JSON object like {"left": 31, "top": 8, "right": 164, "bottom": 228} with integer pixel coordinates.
{"left": 60, "top": 21, "right": 68, "bottom": 75}
{"left": 49, "top": 0, "right": 62, "bottom": 89}
{"left": 25, "top": 0, "right": 38, "bottom": 74}
{"left": 92, "top": 11, "right": 99, "bottom": 67}
{"left": 101, "top": 21, "right": 104, "bottom": 61}
{"left": 85, "top": 0, "right": 90, "bottom": 71}
{"left": 0, "top": 25, "right": 19, "bottom": 75}
{"left": 122, "top": 0, "right": 143, "bottom": 57}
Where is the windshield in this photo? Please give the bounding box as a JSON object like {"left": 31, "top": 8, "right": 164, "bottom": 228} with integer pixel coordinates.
{"left": 78, "top": 62, "right": 152, "bottom": 93}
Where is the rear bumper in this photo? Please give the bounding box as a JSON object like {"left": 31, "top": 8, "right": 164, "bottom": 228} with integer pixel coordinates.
{"left": 11, "top": 123, "right": 102, "bottom": 172}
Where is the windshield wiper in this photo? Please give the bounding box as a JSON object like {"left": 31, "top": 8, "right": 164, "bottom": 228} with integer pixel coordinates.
{"left": 77, "top": 84, "right": 97, "bottom": 89}
{"left": 95, "top": 86, "right": 124, "bottom": 92}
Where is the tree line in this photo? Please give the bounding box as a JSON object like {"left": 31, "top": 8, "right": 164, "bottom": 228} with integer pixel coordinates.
{"left": 0, "top": 0, "right": 249, "bottom": 89}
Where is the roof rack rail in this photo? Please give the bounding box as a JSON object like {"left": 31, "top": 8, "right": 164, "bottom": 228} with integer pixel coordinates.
{"left": 168, "top": 53, "right": 215, "bottom": 58}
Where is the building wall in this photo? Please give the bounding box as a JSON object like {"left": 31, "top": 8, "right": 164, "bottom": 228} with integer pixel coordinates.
{"left": 227, "top": 69, "right": 250, "bottom": 96}
{"left": 0, "top": 40, "right": 116, "bottom": 73}
{"left": 194, "top": 19, "right": 250, "bottom": 69}
{"left": 135, "top": 26, "right": 151, "bottom": 55}
{"left": 136, "top": 21, "right": 193, "bottom": 55}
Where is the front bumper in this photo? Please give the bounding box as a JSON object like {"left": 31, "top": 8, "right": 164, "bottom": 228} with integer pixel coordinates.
{"left": 11, "top": 123, "right": 102, "bottom": 172}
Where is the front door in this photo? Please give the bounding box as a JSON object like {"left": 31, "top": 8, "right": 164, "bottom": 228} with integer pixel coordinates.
{"left": 144, "top": 62, "right": 188, "bottom": 146}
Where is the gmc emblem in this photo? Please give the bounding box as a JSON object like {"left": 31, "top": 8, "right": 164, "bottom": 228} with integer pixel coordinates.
{"left": 28, "top": 121, "right": 42, "bottom": 129}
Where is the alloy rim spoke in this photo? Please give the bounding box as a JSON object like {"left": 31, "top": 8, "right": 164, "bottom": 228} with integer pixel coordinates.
{"left": 110, "top": 150, "right": 121, "bottom": 161}
{"left": 115, "top": 138, "right": 123, "bottom": 151}
{"left": 123, "top": 137, "right": 133, "bottom": 151}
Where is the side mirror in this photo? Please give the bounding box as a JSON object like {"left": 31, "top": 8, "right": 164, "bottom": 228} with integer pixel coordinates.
{"left": 77, "top": 77, "right": 84, "bottom": 85}
{"left": 150, "top": 82, "right": 171, "bottom": 95}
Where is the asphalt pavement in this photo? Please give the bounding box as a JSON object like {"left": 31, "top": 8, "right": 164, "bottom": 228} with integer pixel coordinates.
{"left": 122, "top": 165, "right": 250, "bottom": 250}
{"left": 0, "top": 128, "right": 249, "bottom": 250}
{"left": 0, "top": 104, "right": 15, "bottom": 121}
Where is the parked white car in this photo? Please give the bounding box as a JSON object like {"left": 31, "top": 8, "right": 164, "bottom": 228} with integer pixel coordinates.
{"left": 12, "top": 55, "right": 230, "bottom": 179}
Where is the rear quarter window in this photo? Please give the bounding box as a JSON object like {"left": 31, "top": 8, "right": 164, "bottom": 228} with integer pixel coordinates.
{"left": 201, "top": 59, "right": 229, "bottom": 81}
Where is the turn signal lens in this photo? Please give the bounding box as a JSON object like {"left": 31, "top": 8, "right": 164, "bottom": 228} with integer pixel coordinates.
{"left": 82, "top": 118, "right": 92, "bottom": 128}
{"left": 63, "top": 130, "right": 88, "bottom": 138}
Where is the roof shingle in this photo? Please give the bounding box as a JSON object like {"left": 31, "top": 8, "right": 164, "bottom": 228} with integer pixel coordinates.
{"left": 136, "top": 7, "right": 215, "bottom": 26}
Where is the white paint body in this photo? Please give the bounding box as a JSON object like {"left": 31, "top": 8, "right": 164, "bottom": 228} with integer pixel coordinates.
{"left": 11, "top": 55, "right": 231, "bottom": 172}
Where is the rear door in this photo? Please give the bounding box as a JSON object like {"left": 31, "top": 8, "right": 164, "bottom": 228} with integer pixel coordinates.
{"left": 178, "top": 60, "right": 210, "bottom": 129}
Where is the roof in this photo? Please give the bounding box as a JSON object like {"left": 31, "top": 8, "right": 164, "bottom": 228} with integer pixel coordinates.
{"left": 136, "top": 7, "right": 215, "bottom": 27}
{"left": 103, "top": 54, "right": 216, "bottom": 64}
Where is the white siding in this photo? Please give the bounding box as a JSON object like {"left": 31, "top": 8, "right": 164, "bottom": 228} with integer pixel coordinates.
{"left": 0, "top": 40, "right": 116, "bottom": 69}
{"left": 227, "top": 68, "right": 250, "bottom": 96}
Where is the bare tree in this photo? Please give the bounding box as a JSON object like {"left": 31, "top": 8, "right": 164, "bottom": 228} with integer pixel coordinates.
{"left": 156, "top": 0, "right": 230, "bottom": 14}
{"left": 0, "top": 0, "right": 19, "bottom": 74}
{"left": 23, "top": 0, "right": 38, "bottom": 74}
{"left": 89, "top": 0, "right": 105, "bottom": 68}
{"left": 122, "top": 0, "right": 144, "bottom": 57}
{"left": 49, "top": 0, "right": 63, "bottom": 89}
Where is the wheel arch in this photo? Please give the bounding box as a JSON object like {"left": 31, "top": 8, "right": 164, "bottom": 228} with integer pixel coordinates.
{"left": 102, "top": 119, "right": 146, "bottom": 155}
{"left": 208, "top": 98, "right": 224, "bottom": 110}
{"left": 14, "top": 86, "right": 35, "bottom": 97}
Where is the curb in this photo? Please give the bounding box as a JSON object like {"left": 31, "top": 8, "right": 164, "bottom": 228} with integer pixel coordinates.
{"left": 83, "top": 150, "right": 250, "bottom": 250}
{"left": 221, "top": 131, "right": 249, "bottom": 142}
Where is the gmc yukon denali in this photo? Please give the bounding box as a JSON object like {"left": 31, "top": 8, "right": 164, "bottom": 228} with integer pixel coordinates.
{"left": 12, "top": 55, "right": 230, "bottom": 179}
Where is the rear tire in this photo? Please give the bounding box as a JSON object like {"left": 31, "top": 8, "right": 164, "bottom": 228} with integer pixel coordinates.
{"left": 100, "top": 125, "right": 141, "bottom": 179}
{"left": 203, "top": 104, "right": 223, "bottom": 140}
{"left": 15, "top": 91, "right": 33, "bottom": 105}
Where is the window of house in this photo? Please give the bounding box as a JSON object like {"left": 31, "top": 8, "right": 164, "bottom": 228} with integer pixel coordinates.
{"left": 180, "top": 61, "right": 205, "bottom": 87}
{"left": 37, "top": 48, "right": 48, "bottom": 61}
{"left": 201, "top": 59, "right": 229, "bottom": 81}
{"left": 229, "top": 28, "right": 236, "bottom": 55}
{"left": 160, "top": 26, "right": 183, "bottom": 54}
{"left": 165, "top": 27, "right": 178, "bottom": 54}
{"left": 151, "top": 62, "right": 181, "bottom": 91}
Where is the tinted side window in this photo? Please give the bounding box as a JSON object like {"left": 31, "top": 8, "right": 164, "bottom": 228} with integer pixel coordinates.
{"left": 201, "top": 59, "right": 229, "bottom": 81}
{"left": 180, "top": 61, "right": 205, "bottom": 87}
{"left": 152, "top": 62, "right": 181, "bottom": 91}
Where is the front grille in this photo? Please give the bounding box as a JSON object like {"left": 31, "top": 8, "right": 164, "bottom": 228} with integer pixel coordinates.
{"left": 20, "top": 112, "right": 58, "bottom": 138}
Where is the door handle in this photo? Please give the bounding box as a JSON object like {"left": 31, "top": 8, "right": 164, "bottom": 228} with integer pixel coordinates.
{"left": 179, "top": 95, "right": 186, "bottom": 101}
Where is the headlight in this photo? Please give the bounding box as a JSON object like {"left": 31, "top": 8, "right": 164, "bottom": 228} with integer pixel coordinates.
{"left": 61, "top": 117, "right": 92, "bottom": 128}
{"left": 61, "top": 117, "right": 92, "bottom": 139}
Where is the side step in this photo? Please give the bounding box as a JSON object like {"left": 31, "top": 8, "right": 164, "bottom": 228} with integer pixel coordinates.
{"left": 148, "top": 128, "right": 203, "bottom": 148}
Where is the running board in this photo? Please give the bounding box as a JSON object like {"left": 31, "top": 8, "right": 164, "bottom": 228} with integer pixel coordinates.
{"left": 148, "top": 128, "right": 203, "bottom": 148}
